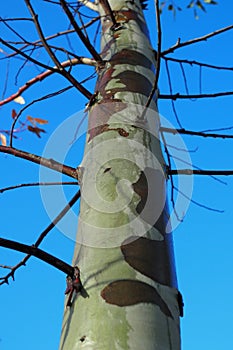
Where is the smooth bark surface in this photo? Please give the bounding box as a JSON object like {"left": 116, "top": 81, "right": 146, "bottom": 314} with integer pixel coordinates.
{"left": 60, "top": 1, "right": 181, "bottom": 349}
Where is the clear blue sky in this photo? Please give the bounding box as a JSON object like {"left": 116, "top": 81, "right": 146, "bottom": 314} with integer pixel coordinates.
{"left": 0, "top": 1, "right": 233, "bottom": 349}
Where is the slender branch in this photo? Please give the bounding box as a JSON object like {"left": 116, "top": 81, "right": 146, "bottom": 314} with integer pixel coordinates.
{"left": 0, "top": 146, "right": 78, "bottom": 179}
{"left": 163, "top": 56, "right": 233, "bottom": 71}
{"left": 160, "top": 132, "right": 182, "bottom": 222}
{"left": 1, "top": 17, "right": 100, "bottom": 61}
{"left": 164, "top": 59, "right": 183, "bottom": 127}
{"left": 25, "top": 0, "right": 62, "bottom": 68}
{"left": 0, "top": 38, "right": 57, "bottom": 71}
{"left": 60, "top": 0, "right": 102, "bottom": 62}
{"left": 0, "top": 57, "right": 94, "bottom": 107}
{"left": 0, "top": 181, "right": 78, "bottom": 194}
{"left": 99, "top": 0, "right": 117, "bottom": 27}
{"left": 169, "top": 169, "right": 233, "bottom": 176}
{"left": 162, "top": 24, "right": 233, "bottom": 56}
{"left": 0, "top": 237, "right": 74, "bottom": 277}
{"left": 78, "top": 0, "right": 98, "bottom": 12}
{"left": 160, "top": 126, "right": 233, "bottom": 139}
{"left": 173, "top": 186, "right": 224, "bottom": 213}
{"left": 159, "top": 91, "right": 233, "bottom": 100}
{"left": 0, "top": 190, "right": 80, "bottom": 285}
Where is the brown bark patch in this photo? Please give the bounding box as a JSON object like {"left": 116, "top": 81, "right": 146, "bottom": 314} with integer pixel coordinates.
{"left": 132, "top": 168, "right": 165, "bottom": 226}
{"left": 101, "top": 279, "right": 173, "bottom": 318}
{"left": 121, "top": 236, "right": 173, "bottom": 286}
{"left": 111, "top": 49, "right": 155, "bottom": 71}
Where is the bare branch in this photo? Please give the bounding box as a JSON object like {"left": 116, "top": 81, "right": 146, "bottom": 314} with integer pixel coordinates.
{"left": 159, "top": 91, "right": 233, "bottom": 100}
{"left": 78, "top": 0, "right": 98, "bottom": 12}
{"left": 0, "top": 57, "right": 94, "bottom": 107}
{"left": 163, "top": 56, "right": 233, "bottom": 71}
{"left": 162, "top": 24, "right": 233, "bottom": 56}
{"left": 99, "top": 0, "right": 117, "bottom": 27}
{"left": 0, "top": 38, "right": 57, "bottom": 71}
{"left": 25, "top": 0, "right": 62, "bottom": 68}
{"left": 160, "top": 126, "right": 233, "bottom": 139}
{"left": 0, "top": 146, "right": 78, "bottom": 179}
{"left": 0, "top": 190, "right": 80, "bottom": 285}
{"left": 0, "top": 181, "right": 78, "bottom": 194}
{"left": 0, "top": 237, "right": 74, "bottom": 277}
{"left": 169, "top": 169, "right": 233, "bottom": 176}
{"left": 60, "top": 0, "right": 102, "bottom": 62}
{"left": 164, "top": 59, "right": 183, "bottom": 127}
{"left": 173, "top": 186, "right": 224, "bottom": 213}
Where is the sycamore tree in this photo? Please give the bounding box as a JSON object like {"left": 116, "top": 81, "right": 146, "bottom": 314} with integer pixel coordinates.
{"left": 0, "top": 1, "right": 233, "bottom": 349}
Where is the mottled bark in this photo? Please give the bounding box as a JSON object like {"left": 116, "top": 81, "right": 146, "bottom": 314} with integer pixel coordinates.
{"left": 59, "top": 1, "right": 181, "bottom": 349}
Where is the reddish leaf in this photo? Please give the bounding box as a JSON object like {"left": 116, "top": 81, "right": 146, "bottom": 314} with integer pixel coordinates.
{"left": 27, "top": 116, "right": 48, "bottom": 125}
{"left": 27, "top": 125, "right": 46, "bottom": 138}
{"left": 12, "top": 109, "right": 17, "bottom": 119}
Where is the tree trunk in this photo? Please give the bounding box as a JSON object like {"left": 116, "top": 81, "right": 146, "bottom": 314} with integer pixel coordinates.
{"left": 59, "top": 1, "right": 181, "bottom": 349}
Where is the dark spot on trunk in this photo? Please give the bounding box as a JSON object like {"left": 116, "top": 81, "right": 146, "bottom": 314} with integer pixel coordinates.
{"left": 104, "top": 167, "right": 111, "bottom": 173}
{"left": 101, "top": 279, "right": 173, "bottom": 318}
{"left": 121, "top": 236, "right": 174, "bottom": 286}
{"left": 132, "top": 168, "right": 165, "bottom": 226}
{"left": 80, "top": 335, "right": 86, "bottom": 342}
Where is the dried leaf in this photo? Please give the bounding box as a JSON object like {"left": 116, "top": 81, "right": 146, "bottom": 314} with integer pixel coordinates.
{"left": 14, "top": 96, "right": 25, "bottom": 105}
{"left": 0, "top": 133, "right": 7, "bottom": 146}
{"left": 27, "top": 116, "right": 48, "bottom": 125}
{"left": 27, "top": 125, "right": 46, "bottom": 138}
{"left": 12, "top": 109, "right": 17, "bottom": 119}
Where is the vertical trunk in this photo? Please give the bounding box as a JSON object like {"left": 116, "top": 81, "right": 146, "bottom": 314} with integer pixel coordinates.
{"left": 59, "top": 1, "right": 181, "bottom": 349}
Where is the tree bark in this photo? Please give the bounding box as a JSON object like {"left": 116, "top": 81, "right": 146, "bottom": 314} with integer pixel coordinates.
{"left": 59, "top": 1, "right": 181, "bottom": 349}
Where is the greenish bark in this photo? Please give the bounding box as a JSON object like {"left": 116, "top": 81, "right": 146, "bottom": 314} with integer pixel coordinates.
{"left": 59, "top": 1, "right": 181, "bottom": 349}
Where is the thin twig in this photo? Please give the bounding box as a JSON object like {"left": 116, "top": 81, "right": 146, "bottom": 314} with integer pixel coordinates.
{"left": 161, "top": 131, "right": 183, "bottom": 222}
{"left": 163, "top": 56, "right": 233, "bottom": 71}
{"left": 60, "top": 0, "right": 102, "bottom": 62}
{"left": 0, "top": 190, "right": 80, "bottom": 285}
{"left": 162, "top": 24, "right": 233, "bottom": 56}
{"left": 173, "top": 186, "right": 224, "bottom": 213}
{"left": 0, "top": 181, "right": 78, "bottom": 194}
{"left": 159, "top": 91, "right": 233, "bottom": 100}
{"left": 0, "top": 57, "right": 94, "bottom": 107}
{"left": 160, "top": 126, "right": 233, "bottom": 139}
{"left": 164, "top": 59, "right": 183, "bottom": 128}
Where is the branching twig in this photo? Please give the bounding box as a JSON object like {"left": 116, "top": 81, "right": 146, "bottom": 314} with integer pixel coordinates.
{"left": 0, "top": 57, "right": 94, "bottom": 107}
{"left": 60, "top": 0, "right": 102, "bottom": 62}
{"left": 0, "top": 146, "right": 78, "bottom": 179}
{"left": 0, "top": 190, "right": 80, "bottom": 285}
{"left": 162, "top": 24, "right": 233, "bottom": 56}
{"left": 0, "top": 181, "right": 78, "bottom": 194}
{"left": 159, "top": 91, "right": 233, "bottom": 100}
{"left": 0, "top": 237, "right": 74, "bottom": 277}
{"left": 163, "top": 56, "right": 233, "bottom": 71}
{"left": 160, "top": 126, "right": 233, "bottom": 139}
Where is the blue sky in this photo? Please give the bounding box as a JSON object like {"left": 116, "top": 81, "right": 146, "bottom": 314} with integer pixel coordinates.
{"left": 0, "top": 1, "right": 233, "bottom": 349}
